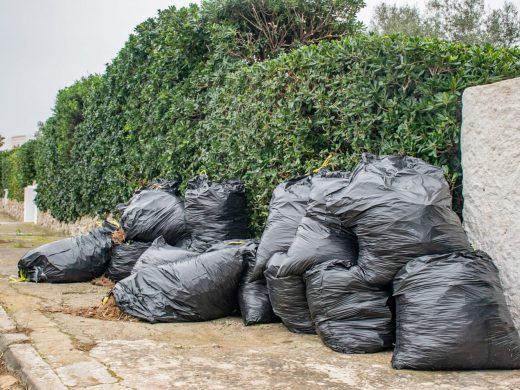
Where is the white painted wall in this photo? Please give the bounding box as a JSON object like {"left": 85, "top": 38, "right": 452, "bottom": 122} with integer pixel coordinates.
{"left": 23, "top": 184, "right": 38, "bottom": 223}
{"left": 462, "top": 77, "right": 520, "bottom": 331}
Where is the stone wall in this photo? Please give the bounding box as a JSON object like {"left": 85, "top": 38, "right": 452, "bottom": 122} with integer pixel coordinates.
{"left": 1, "top": 199, "right": 101, "bottom": 236}
{"left": 36, "top": 209, "right": 100, "bottom": 236}
{"left": 2, "top": 199, "right": 24, "bottom": 221}
{"left": 462, "top": 77, "right": 520, "bottom": 331}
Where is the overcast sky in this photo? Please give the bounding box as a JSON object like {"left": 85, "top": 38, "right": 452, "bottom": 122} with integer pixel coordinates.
{"left": 1, "top": 0, "right": 518, "bottom": 143}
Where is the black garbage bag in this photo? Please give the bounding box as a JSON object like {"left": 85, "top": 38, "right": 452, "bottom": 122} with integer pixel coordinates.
{"left": 249, "top": 175, "right": 312, "bottom": 281}
{"left": 18, "top": 222, "right": 116, "bottom": 283}
{"left": 236, "top": 240, "right": 279, "bottom": 325}
{"left": 118, "top": 180, "right": 186, "bottom": 245}
{"left": 336, "top": 154, "right": 470, "bottom": 285}
{"left": 185, "top": 175, "right": 250, "bottom": 252}
{"left": 105, "top": 241, "right": 152, "bottom": 282}
{"left": 392, "top": 250, "right": 520, "bottom": 370}
{"left": 305, "top": 259, "right": 394, "bottom": 354}
{"left": 276, "top": 171, "right": 358, "bottom": 278}
{"left": 113, "top": 244, "right": 245, "bottom": 323}
{"left": 131, "top": 236, "right": 197, "bottom": 275}
{"left": 264, "top": 253, "right": 315, "bottom": 334}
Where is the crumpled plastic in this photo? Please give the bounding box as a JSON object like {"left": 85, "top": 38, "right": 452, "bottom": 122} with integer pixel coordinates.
{"left": 18, "top": 222, "right": 116, "bottom": 283}
{"left": 131, "top": 236, "right": 197, "bottom": 275}
{"left": 392, "top": 250, "right": 520, "bottom": 370}
{"left": 185, "top": 175, "right": 250, "bottom": 252}
{"left": 335, "top": 154, "right": 471, "bottom": 285}
{"left": 105, "top": 241, "right": 152, "bottom": 281}
{"left": 264, "top": 252, "right": 315, "bottom": 334}
{"left": 237, "top": 240, "right": 279, "bottom": 325}
{"left": 113, "top": 243, "right": 245, "bottom": 323}
{"left": 118, "top": 180, "right": 186, "bottom": 245}
{"left": 305, "top": 259, "right": 394, "bottom": 353}
{"left": 276, "top": 171, "right": 358, "bottom": 277}
{"left": 250, "top": 175, "right": 312, "bottom": 281}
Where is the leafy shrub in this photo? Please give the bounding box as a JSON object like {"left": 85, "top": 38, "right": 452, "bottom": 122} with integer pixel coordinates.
{"left": 34, "top": 75, "right": 102, "bottom": 221}
{"left": 184, "top": 35, "right": 520, "bottom": 231}
{"left": 2, "top": 4, "right": 519, "bottom": 236}
{"left": 202, "top": 0, "right": 365, "bottom": 60}
{"left": 0, "top": 140, "right": 38, "bottom": 201}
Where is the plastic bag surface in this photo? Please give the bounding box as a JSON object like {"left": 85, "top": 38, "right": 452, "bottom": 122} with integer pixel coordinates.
{"left": 392, "top": 250, "right": 520, "bottom": 370}
{"left": 18, "top": 222, "right": 116, "bottom": 283}
{"left": 250, "top": 175, "right": 312, "bottom": 281}
{"left": 185, "top": 175, "right": 249, "bottom": 252}
{"left": 336, "top": 154, "right": 470, "bottom": 285}
{"left": 237, "top": 240, "right": 279, "bottom": 325}
{"left": 131, "top": 236, "right": 197, "bottom": 274}
{"left": 305, "top": 259, "right": 394, "bottom": 353}
{"left": 118, "top": 180, "right": 186, "bottom": 245}
{"left": 105, "top": 241, "right": 151, "bottom": 282}
{"left": 276, "top": 171, "right": 358, "bottom": 277}
{"left": 264, "top": 253, "right": 315, "bottom": 334}
{"left": 113, "top": 245, "right": 245, "bottom": 322}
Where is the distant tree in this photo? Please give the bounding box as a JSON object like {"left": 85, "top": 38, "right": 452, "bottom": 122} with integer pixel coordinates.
{"left": 0, "top": 134, "right": 4, "bottom": 149}
{"left": 370, "top": 0, "right": 520, "bottom": 47}
{"left": 370, "top": 3, "right": 425, "bottom": 36}
{"left": 485, "top": 1, "right": 520, "bottom": 47}
{"left": 425, "top": 0, "right": 486, "bottom": 44}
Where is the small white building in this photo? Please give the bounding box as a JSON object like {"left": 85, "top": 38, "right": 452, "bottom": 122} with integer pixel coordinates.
{"left": 1, "top": 134, "right": 31, "bottom": 151}
{"left": 10, "top": 135, "right": 29, "bottom": 148}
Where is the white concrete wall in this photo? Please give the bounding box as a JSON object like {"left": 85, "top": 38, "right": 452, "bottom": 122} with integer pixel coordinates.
{"left": 23, "top": 185, "right": 38, "bottom": 223}
{"left": 462, "top": 77, "right": 520, "bottom": 331}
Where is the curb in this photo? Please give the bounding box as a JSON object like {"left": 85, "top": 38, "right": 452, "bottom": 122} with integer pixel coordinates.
{"left": 0, "top": 306, "right": 67, "bottom": 390}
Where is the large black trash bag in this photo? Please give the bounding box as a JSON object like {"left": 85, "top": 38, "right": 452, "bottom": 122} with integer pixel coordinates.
{"left": 276, "top": 171, "right": 358, "bottom": 278}
{"left": 185, "top": 175, "right": 250, "bottom": 252}
{"left": 237, "top": 241, "right": 279, "bottom": 325}
{"left": 105, "top": 241, "right": 152, "bottom": 282}
{"left": 264, "top": 253, "right": 315, "bottom": 334}
{"left": 131, "top": 236, "right": 197, "bottom": 275}
{"left": 392, "top": 250, "right": 520, "bottom": 370}
{"left": 18, "top": 222, "right": 116, "bottom": 283}
{"left": 335, "top": 153, "right": 470, "bottom": 285}
{"left": 249, "top": 175, "right": 313, "bottom": 281}
{"left": 305, "top": 259, "right": 394, "bottom": 354}
{"left": 118, "top": 180, "right": 186, "bottom": 245}
{"left": 113, "top": 244, "right": 245, "bottom": 323}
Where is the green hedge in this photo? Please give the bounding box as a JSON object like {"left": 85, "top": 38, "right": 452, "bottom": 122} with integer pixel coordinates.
{"left": 0, "top": 139, "right": 38, "bottom": 201}
{"left": 3, "top": 5, "right": 520, "bottom": 235}
{"left": 200, "top": 36, "right": 520, "bottom": 229}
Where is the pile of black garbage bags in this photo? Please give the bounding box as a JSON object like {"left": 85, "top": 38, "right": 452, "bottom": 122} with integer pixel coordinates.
{"left": 18, "top": 155, "right": 520, "bottom": 370}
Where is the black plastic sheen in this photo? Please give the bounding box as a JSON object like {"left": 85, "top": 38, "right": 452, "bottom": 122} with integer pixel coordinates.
{"left": 113, "top": 245, "right": 245, "bottom": 323}
{"left": 185, "top": 175, "right": 250, "bottom": 252}
{"left": 18, "top": 222, "right": 116, "bottom": 283}
{"left": 392, "top": 250, "right": 520, "bottom": 370}
{"left": 264, "top": 252, "right": 315, "bottom": 334}
{"left": 305, "top": 259, "right": 394, "bottom": 353}
{"left": 118, "top": 180, "right": 186, "bottom": 245}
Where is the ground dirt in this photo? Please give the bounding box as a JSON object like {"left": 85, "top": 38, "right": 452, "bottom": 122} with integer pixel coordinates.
{"left": 1, "top": 212, "right": 520, "bottom": 389}
{"left": 0, "top": 358, "right": 25, "bottom": 390}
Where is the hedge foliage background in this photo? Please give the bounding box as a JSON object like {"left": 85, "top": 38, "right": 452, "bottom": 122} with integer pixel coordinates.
{"left": 2, "top": 2, "right": 520, "bottom": 235}
{"left": 0, "top": 139, "right": 37, "bottom": 201}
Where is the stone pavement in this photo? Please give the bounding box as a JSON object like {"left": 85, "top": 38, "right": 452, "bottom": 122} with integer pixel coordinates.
{"left": 0, "top": 212, "right": 519, "bottom": 389}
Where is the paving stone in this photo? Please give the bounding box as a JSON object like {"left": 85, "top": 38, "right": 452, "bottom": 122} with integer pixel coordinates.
{"left": 3, "top": 344, "right": 66, "bottom": 390}
{"left": 56, "top": 361, "right": 118, "bottom": 387}
{"left": 0, "top": 307, "right": 16, "bottom": 333}
{"left": 0, "top": 333, "right": 28, "bottom": 353}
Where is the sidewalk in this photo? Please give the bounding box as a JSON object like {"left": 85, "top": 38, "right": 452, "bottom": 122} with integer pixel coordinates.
{"left": 0, "top": 212, "right": 519, "bottom": 389}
